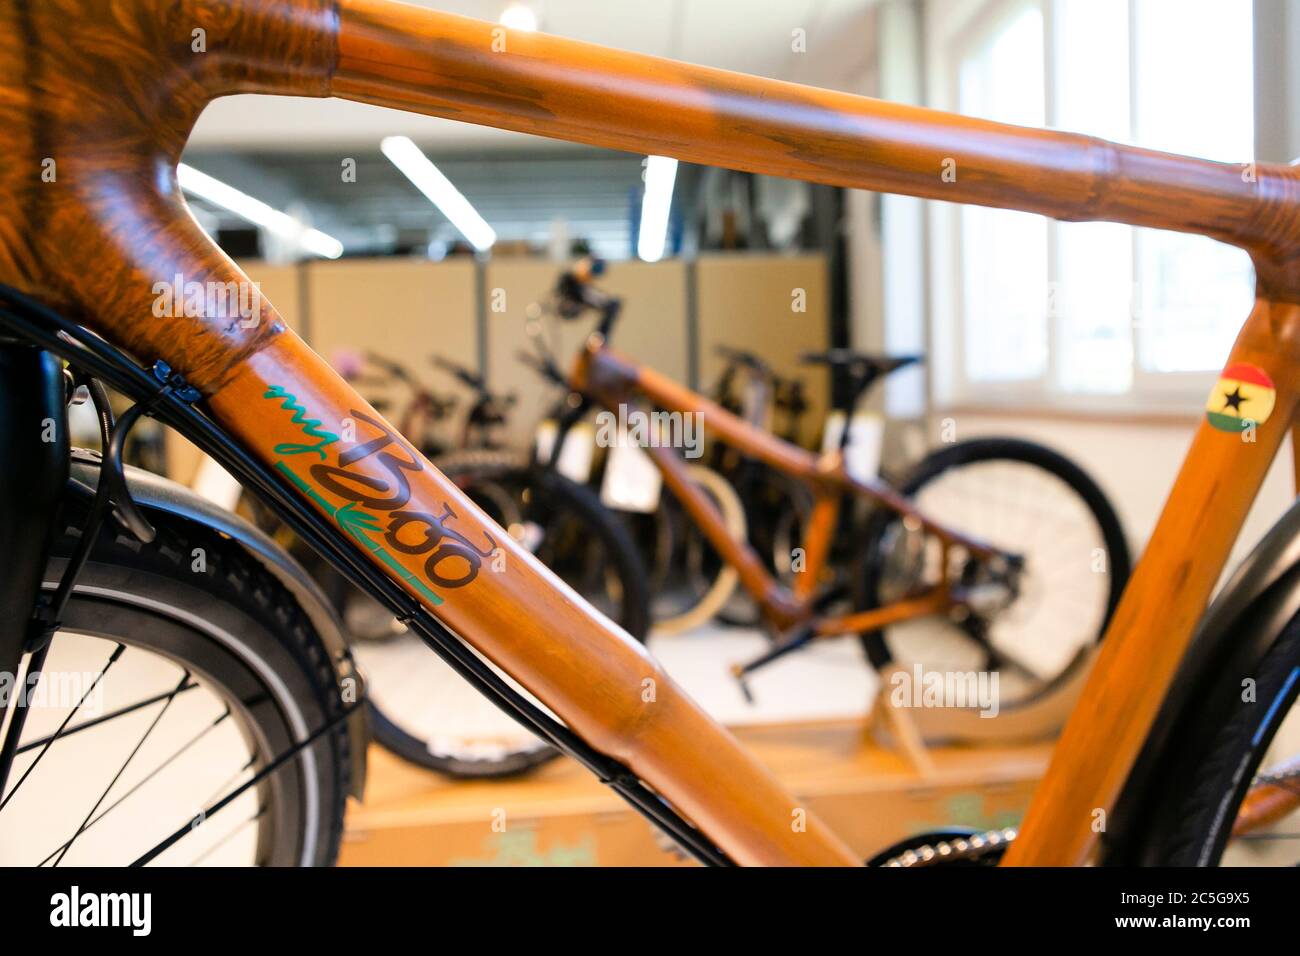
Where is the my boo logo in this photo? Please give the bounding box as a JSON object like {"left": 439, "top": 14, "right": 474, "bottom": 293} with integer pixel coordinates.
{"left": 50, "top": 886, "right": 151, "bottom": 937}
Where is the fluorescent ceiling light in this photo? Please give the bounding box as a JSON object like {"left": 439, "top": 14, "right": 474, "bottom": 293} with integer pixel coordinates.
{"left": 499, "top": 4, "right": 538, "bottom": 32}
{"left": 637, "top": 156, "right": 678, "bottom": 263}
{"left": 176, "top": 163, "right": 343, "bottom": 259}
{"left": 381, "top": 136, "right": 497, "bottom": 252}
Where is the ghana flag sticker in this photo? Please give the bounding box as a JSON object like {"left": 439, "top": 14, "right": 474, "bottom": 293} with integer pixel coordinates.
{"left": 1205, "top": 362, "right": 1275, "bottom": 432}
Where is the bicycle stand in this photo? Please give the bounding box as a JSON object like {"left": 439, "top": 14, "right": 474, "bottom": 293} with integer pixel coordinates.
{"left": 869, "top": 671, "right": 938, "bottom": 779}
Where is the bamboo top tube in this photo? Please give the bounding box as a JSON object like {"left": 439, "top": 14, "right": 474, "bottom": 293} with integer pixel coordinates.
{"left": 1, "top": 0, "right": 1296, "bottom": 382}
{"left": 334, "top": 0, "right": 1299, "bottom": 298}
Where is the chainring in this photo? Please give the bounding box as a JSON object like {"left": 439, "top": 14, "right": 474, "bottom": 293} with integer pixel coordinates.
{"left": 867, "top": 827, "right": 1017, "bottom": 867}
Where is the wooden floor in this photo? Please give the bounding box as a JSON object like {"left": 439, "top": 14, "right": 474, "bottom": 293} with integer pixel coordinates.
{"left": 339, "top": 719, "right": 1052, "bottom": 866}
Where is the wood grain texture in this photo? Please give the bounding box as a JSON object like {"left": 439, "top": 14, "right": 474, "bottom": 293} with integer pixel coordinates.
{"left": 0, "top": 0, "right": 336, "bottom": 389}
{"left": 326, "top": 0, "right": 1300, "bottom": 865}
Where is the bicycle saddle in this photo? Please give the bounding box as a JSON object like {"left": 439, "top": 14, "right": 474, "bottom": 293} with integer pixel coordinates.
{"left": 714, "top": 345, "right": 773, "bottom": 378}
{"left": 799, "top": 349, "right": 923, "bottom": 378}
{"left": 803, "top": 350, "right": 924, "bottom": 423}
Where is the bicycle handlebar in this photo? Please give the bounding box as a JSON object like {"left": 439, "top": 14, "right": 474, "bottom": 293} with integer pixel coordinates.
{"left": 714, "top": 345, "right": 774, "bottom": 379}
{"left": 553, "top": 258, "right": 623, "bottom": 341}
{"left": 430, "top": 354, "right": 486, "bottom": 391}
{"left": 364, "top": 351, "right": 413, "bottom": 383}
{"left": 516, "top": 349, "right": 568, "bottom": 387}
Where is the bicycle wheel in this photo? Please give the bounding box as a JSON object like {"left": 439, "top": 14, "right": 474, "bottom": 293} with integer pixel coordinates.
{"left": 352, "top": 448, "right": 650, "bottom": 778}
{"left": 1143, "top": 612, "right": 1300, "bottom": 865}
{"left": 650, "top": 464, "right": 746, "bottom": 635}
{"left": 716, "top": 465, "right": 814, "bottom": 628}
{"left": 622, "top": 505, "right": 678, "bottom": 597}
{"left": 856, "top": 438, "right": 1130, "bottom": 708}
{"left": 0, "top": 490, "right": 351, "bottom": 866}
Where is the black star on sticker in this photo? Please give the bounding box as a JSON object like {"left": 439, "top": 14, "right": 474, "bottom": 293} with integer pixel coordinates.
{"left": 1222, "top": 386, "right": 1246, "bottom": 413}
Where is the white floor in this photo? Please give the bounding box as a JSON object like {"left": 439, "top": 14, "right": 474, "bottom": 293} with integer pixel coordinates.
{"left": 352, "top": 620, "right": 875, "bottom": 756}
{"left": 647, "top": 625, "right": 875, "bottom": 725}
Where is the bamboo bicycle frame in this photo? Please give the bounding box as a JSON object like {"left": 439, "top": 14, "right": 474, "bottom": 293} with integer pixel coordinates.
{"left": 571, "top": 340, "right": 997, "bottom": 638}
{"left": 1, "top": 0, "right": 1298, "bottom": 866}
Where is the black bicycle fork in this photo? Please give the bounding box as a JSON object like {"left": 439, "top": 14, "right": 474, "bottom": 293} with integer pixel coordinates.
{"left": 0, "top": 342, "right": 69, "bottom": 796}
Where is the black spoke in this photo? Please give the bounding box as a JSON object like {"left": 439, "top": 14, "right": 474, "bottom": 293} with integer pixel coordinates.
{"left": 17, "top": 682, "right": 200, "bottom": 755}
{"left": 0, "top": 642, "right": 52, "bottom": 801}
{"left": 0, "top": 643, "right": 124, "bottom": 813}
{"left": 131, "top": 702, "right": 357, "bottom": 867}
{"left": 187, "top": 805, "right": 266, "bottom": 867}
{"left": 35, "top": 707, "right": 233, "bottom": 866}
{"left": 199, "top": 752, "right": 256, "bottom": 809}
{"left": 53, "top": 671, "right": 191, "bottom": 866}
{"left": 0, "top": 288, "right": 731, "bottom": 870}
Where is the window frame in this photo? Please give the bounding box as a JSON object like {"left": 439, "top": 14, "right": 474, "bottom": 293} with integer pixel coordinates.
{"left": 927, "top": 0, "right": 1258, "bottom": 416}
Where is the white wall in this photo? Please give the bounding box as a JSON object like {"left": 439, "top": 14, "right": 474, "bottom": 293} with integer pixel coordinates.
{"left": 1255, "top": 0, "right": 1300, "bottom": 162}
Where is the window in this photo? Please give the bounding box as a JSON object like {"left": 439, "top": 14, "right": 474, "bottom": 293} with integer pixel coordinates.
{"left": 1129, "top": 0, "right": 1255, "bottom": 378}
{"left": 947, "top": 0, "right": 1255, "bottom": 405}
{"left": 958, "top": 5, "right": 1048, "bottom": 385}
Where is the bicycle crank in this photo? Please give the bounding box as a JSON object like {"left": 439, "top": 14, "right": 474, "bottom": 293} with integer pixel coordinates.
{"left": 730, "top": 624, "right": 816, "bottom": 703}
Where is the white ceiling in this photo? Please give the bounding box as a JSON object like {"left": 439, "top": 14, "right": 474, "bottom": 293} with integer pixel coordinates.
{"left": 190, "top": 0, "right": 878, "bottom": 152}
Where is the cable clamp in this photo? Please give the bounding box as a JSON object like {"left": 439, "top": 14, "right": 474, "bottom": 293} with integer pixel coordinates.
{"left": 149, "top": 360, "right": 202, "bottom": 405}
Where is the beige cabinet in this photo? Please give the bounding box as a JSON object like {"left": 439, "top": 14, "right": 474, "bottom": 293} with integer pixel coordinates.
{"left": 162, "top": 253, "right": 830, "bottom": 484}
{"left": 695, "top": 253, "right": 830, "bottom": 447}
{"left": 305, "top": 257, "right": 480, "bottom": 451}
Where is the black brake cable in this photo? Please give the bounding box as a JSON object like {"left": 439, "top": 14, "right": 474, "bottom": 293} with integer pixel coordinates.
{"left": 37, "top": 374, "right": 119, "bottom": 644}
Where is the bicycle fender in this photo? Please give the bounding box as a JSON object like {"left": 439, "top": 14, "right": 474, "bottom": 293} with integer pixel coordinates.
{"left": 66, "top": 449, "right": 368, "bottom": 799}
